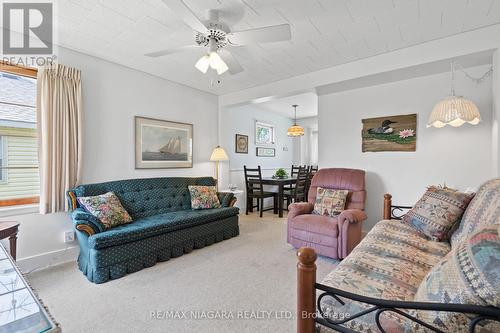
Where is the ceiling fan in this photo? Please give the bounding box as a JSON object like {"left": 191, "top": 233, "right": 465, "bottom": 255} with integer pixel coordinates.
{"left": 145, "top": 0, "right": 292, "bottom": 75}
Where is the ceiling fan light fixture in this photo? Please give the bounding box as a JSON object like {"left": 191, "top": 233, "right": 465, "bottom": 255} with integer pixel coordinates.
{"left": 209, "top": 52, "right": 228, "bottom": 74}
{"left": 195, "top": 55, "right": 210, "bottom": 73}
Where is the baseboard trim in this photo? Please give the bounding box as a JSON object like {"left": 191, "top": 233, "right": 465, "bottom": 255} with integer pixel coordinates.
{"left": 17, "top": 246, "right": 79, "bottom": 274}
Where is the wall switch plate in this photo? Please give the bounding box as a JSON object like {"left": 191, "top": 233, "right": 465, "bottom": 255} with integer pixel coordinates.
{"left": 64, "top": 231, "right": 75, "bottom": 243}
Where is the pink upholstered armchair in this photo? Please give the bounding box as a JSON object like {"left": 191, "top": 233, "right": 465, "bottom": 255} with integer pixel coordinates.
{"left": 287, "top": 168, "right": 367, "bottom": 259}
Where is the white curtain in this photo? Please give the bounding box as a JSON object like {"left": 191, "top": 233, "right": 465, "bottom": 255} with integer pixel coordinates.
{"left": 37, "top": 64, "right": 82, "bottom": 213}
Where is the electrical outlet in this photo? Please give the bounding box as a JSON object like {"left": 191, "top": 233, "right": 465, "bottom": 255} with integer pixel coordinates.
{"left": 64, "top": 231, "right": 75, "bottom": 243}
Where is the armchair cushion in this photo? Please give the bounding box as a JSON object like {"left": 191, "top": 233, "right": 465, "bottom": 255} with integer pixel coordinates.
{"left": 290, "top": 214, "right": 339, "bottom": 238}
{"left": 217, "top": 192, "right": 235, "bottom": 207}
{"left": 312, "top": 188, "right": 349, "bottom": 217}
{"left": 72, "top": 208, "right": 105, "bottom": 235}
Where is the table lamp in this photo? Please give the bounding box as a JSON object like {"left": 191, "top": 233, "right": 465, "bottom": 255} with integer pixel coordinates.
{"left": 210, "top": 146, "right": 229, "bottom": 191}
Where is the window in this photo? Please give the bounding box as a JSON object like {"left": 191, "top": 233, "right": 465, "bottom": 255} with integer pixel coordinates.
{"left": 0, "top": 136, "right": 6, "bottom": 182}
{"left": 0, "top": 62, "right": 39, "bottom": 207}
{"left": 255, "top": 121, "right": 275, "bottom": 145}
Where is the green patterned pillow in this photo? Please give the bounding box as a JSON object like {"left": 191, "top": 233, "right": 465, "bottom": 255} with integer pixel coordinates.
{"left": 77, "top": 192, "right": 133, "bottom": 229}
{"left": 188, "top": 186, "right": 221, "bottom": 210}
{"left": 402, "top": 186, "right": 474, "bottom": 241}
{"left": 411, "top": 225, "right": 500, "bottom": 332}
{"left": 312, "top": 187, "right": 348, "bottom": 217}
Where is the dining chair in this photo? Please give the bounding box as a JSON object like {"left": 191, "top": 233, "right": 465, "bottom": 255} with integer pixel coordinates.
{"left": 244, "top": 166, "right": 277, "bottom": 217}
{"left": 305, "top": 166, "right": 319, "bottom": 199}
{"left": 284, "top": 166, "right": 309, "bottom": 208}
{"left": 285, "top": 164, "right": 305, "bottom": 191}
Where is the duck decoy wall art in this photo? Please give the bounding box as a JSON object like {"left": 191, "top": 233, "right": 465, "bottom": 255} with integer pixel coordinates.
{"left": 361, "top": 114, "right": 417, "bottom": 152}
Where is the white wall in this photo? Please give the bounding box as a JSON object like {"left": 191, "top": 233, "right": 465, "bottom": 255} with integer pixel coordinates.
{"left": 295, "top": 117, "right": 318, "bottom": 165}
{"left": 318, "top": 65, "right": 493, "bottom": 230}
{"left": 219, "top": 105, "right": 296, "bottom": 209}
{"left": 0, "top": 47, "right": 219, "bottom": 272}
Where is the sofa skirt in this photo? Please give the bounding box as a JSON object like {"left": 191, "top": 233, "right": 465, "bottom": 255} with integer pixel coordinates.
{"left": 77, "top": 215, "right": 239, "bottom": 284}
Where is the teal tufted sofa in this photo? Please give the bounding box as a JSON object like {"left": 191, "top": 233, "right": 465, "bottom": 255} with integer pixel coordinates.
{"left": 67, "top": 177, "right": 239, "bottom": 284}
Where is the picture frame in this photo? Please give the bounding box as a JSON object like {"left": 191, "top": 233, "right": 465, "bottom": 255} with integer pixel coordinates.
{"left": 256, "top": 147, "right": 275, "bottom": 157}
{"left": 361, "top": 114, "right": 417, "bottom": 152}
{"left": 135, "top": 116, "right": 193, "bottom": 169}
{"left": 255, "top": 121, "right": 275, "bottom": 145}
{"left": 235, "top": 134, "right": 248, "bottom": 154}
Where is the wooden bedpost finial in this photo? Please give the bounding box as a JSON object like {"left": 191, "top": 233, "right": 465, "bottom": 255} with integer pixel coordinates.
{"left": 297, "top": 247, "right": 317, "bottom": 266}
{"left": 384, "top": 193, "right": 392, "bottom": 220}
{"left": 297, "top": 247, "right": 317, "bottom": 333}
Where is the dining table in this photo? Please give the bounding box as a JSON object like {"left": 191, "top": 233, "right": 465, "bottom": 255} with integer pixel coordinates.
{"left": 250, "top": 176, "right": 297, "bottom": 218}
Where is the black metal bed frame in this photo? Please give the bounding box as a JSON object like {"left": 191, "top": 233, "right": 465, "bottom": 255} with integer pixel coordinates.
{"left": 312, "top": 204, "right": 500, "bottom": 333}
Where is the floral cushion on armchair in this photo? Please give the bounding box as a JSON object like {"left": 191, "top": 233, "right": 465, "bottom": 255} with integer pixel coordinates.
{"left": 312, "top": 187, "right": 348, "bottom": 217}
{"left": 77, "top": 192, "right": 133, "bottom": 229}
{"left": 188, "top": 185, "right": 221, "bottom": 210}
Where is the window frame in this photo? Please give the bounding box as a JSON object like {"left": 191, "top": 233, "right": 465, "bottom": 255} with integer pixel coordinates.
{"left": 255, "top": 121, "right": 276, "bottom": 145}
{"left": 0, "top": 62, "right": 39, "bottom": 207}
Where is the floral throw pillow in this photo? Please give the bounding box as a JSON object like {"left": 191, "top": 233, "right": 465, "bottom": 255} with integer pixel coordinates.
{"left": 188, "top": 186, "right": 221, "bottom": 210}
{"left": 312, "top": 187, "right": 348, "bottom": 217}
{"left": 402, "top": 186, "right": 474, "bottom": 241}
{"left": 77, "top": 192, "right": 133, "bottom": 229}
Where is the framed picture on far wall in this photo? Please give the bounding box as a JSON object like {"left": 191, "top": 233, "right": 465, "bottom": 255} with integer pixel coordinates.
{"left": 135, "top": 116, "right": 193, "bottom": 169}
{"left": 256, "top": 147, "right": 275, "bottom": 157}
{"left": 235, "top": 134, "right": 248, "bottom": 154}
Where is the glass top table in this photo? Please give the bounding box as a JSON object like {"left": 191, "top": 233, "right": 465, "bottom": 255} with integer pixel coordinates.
{"left": 0, "top": 244, "right": 60, "bottom": 333}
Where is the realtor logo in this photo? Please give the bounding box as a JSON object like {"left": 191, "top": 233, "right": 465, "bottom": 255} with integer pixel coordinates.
{"left": 2, "top": 2, "right": 53, "bottom": 54}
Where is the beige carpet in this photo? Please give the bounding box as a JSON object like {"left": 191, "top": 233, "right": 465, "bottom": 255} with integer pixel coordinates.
{"left": 28, "top": 213, "right": 338, "bottom": 333}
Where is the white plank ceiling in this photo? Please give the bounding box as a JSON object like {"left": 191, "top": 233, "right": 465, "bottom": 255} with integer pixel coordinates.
{"left": 53, "top": 0, "right": 500, "bottom": 95}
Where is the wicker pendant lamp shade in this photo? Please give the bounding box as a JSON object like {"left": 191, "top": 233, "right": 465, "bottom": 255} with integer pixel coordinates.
{"left": 428, "top": 96, "right": 481, "bottom": 128}
{"left": 288, "top": 104, "right": 304, "bottom": 137}
{"left": 427, "top": 61, "right": 488, "bottom": 128}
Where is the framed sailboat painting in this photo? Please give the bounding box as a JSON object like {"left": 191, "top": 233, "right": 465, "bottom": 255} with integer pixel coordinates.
{"left": 135, "top": 116, "right": 193, "bottom": 168}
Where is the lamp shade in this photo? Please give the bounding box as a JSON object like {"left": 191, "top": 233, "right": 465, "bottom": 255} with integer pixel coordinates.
{"left": 428, "top": 95, "right": 481, "bottom": 128}
{"left": 287, "top": 125, "right": 305, "bottom": 137}
{"left": 210, "top": 146, "right": 229, "bottom": 161}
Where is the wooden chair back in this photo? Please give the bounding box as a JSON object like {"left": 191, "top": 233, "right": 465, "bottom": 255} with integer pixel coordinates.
{"left": 293, "top": 167, "right": 310, "bottom": 202}
{"left": 290, "top": 165, "right": 302, "bottom": 178}
{"left": 244, "top": 166, "right": 264, "bottom": 196}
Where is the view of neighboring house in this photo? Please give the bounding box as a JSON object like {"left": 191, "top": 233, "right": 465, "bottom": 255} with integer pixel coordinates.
{"left": 0, "top": 72, "right": 39, "bottom": 205}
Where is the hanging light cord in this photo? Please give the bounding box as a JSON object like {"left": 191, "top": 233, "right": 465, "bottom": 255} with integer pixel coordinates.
{"left": 453, "top": 61, "right": 493, "bottom": 84}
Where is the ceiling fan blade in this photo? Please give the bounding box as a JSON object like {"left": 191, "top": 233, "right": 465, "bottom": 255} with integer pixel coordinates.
{"left": 228, "top": 24, "right": 291, "bottom": 45}
{"left": 161, "top": 0, "right": 209, "bottom": 34}
{"left": 218, "top": 49, "right": 244, "bottom": 75}
{"left": 145, "top": 45, "right": 200, "bottom": 57}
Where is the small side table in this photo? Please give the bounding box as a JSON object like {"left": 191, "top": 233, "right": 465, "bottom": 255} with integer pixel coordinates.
{"left": 221, "top": 189, "right": 244, "bottom": 211}
{"left": 0, "top": 221, "right": 19, "bottom": 260}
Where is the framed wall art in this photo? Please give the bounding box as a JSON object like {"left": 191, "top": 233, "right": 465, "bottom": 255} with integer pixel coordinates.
{"left": 361, "top": 114, "right": 417, "bottom": 152}
{"left": 256, "top": 147, "right": 275, "bottom": 157}
{"left": 235, "top": 134, "right": 248, "bottom": 154}
{"left": 135, "top": 116, "right": 193, "bottom": 168}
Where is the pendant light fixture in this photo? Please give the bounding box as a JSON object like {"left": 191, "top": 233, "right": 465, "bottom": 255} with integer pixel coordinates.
{"left": 288, "top": 104, "right": 305, "bottom": 137}
{"left": 427, "top": 61, "right": 489, "bottom": 128}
